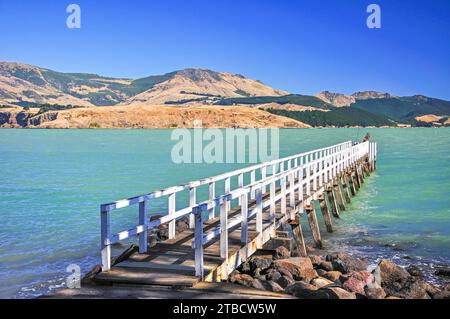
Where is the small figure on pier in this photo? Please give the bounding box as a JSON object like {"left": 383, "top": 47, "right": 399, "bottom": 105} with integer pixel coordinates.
{"left": 363, "top": 133, "right": 371, "bottom": 142}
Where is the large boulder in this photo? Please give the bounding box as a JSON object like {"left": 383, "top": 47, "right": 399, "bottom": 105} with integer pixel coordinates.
{"left": 397, "top": 279, "right": 431, "bottom": 299}
{"left": 273, "top": 258, "right": 318, "bottom": 282}
{"left": 376, "top": 260, "right": 411, "bottom": 295}
{"left": 262, "top": 280, "right": 284, "bottom": 293}
{"left": 435, "top": 266, "right": 450, "bottom": 278}
{"left": 229, "top": 273, "right": 255, "bottom": 288}
{"left": 285, "top": 282, "right": 319, "bottom": 298}
{"left": 250, "top": 255, "right": 273, "bottom": 272}
{"left": 323, "top": 271, "right": 343, "bottom": 283}
{"left": 327, "top": 252, "right": 367, "bottom": 273}
{"left": 238, "top": 255, "right": 272, "bottom": 275}
{"left": 309, "top": 255, "right": 323, "bottom": 266}
{"left": 311, "top": 277, "right": 334, "bottom": 289}
{"left": 276, "top": 275, "right": 296, "bottom": 289}
{"left": 340, "top": 271, "right": 375, "bottom": 295}
{"left": 318, "top": 261, "right": 334, "bottom": 272}
{"left": 364, "top": 287, "right": 387, "bottom": 299}
{"left": 316, "top": 287, "right": 357, "bottom": 299}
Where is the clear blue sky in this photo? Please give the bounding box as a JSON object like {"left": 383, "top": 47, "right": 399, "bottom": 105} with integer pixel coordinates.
{"left": 1, "top": 0, "right": 449, "bottom": 99}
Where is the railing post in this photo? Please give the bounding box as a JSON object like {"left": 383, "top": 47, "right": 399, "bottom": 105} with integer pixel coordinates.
{"left": 240, "top": 192, "right": 249, "bottom": 245}
{"left": 281, "top": 170, "right": 287, "bottom": 217}
{"left": 238, "top": 173, "right": 244, "bottom": 205}
{"left": 168, "top": 193, "right": 176, "bottom": 239}
{"left": 208, "top": 182, "right": 215, "bottom": 219}
{"left": 225, "top": 177, "right": 231, "bottom": 212}
{"left": 250, "top": 170, "right": 256, "bottom": 199}
{"left": 289, "top": 171, "right": 295, "bottom": 210}
{"left": 313, "top": 160, "right": 318, "bottom": 191}
{"left": 220, "top": 198, "right": 228, "bottom": 260}
{"left": 138, "top": 199, "right": 148, "bottom": 253}
{"left": 306, "top": 162, "right": 311, "bottom": 196}
{"left": 270, "top": 180, "right": 276, "bottom": 234}
{"left": 194, "top": 207, "right": 204, "bottom": 280}
{"left": 298, "top": 164, "right": 304, "bottom": 210}
{"left": 261, "top": 166, "right": 267, "bottom": 194}
{"left": 100, "top": 206, "right": 111, "bottom": 271}
{"left": 189, "top": 187, "right": 196, "bottom": 229}
{"left": 256, "top": 187, "right": 263, "bottom": 248}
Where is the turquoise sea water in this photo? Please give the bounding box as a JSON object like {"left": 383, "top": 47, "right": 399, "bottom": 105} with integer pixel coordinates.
{"left": 0, "top": 128, "right": 449, "bottom": 298}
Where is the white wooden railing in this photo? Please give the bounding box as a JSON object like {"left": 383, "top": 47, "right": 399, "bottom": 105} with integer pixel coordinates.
{"left": 100, "top": 140, "right": 377, "bottom": 272}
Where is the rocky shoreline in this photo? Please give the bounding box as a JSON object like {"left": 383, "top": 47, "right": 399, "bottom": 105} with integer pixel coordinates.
{"left": 227, "top": 247, "right": 450, "bottom": 299}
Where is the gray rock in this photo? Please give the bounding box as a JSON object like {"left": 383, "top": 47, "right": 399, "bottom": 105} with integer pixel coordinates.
{"left": 270, "top": 271, "right": 282, "bottom": 282}
{"left": 277, "top": 275, "right": 295, "bottom": 289}
{"left": 316, "top": 287, "right": 357, "bottom": 299}
{"left": 251, "top": 255, "right": 273, "bottom": 272}
{"left": 285, "top": 282, "right": 319, "bottom": 298}
{"left": 252, "top": 279, "right": 266, "bottom": 290}
{"left": 274, "top": 246, "right": 290, "bottom": 260}
{"left": 435, "top": 266, "right": 450, "bottom": 278}
{"left": 318, "top": 261, "right": 334, "bottom": 272}
{"left": 310, "top": 277, "right": 334, "bottom": 289}
{"left": 406, "top": 265, "right": 422, "bottom": 277}
{"left": 273, "top": 257, "right": 318, "bottom": 282}
{"left": 364, "top": 287, "right": 386, "bottom": 299}
{"left": 323, "top": 271, "right": 342, "bottom": 283}
{"left": 316, "top": 269, "right": 327, "bottom": 276}
{"left": 262, "top": 280, "right": 284, "bottom": 293}
{"left": 229, "top": 273, "right": 255, "bottom": 288}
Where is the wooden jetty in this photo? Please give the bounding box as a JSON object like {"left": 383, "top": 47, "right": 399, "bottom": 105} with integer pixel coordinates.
{"left": 94, "top": 140, "right": 377, "bottom": 289}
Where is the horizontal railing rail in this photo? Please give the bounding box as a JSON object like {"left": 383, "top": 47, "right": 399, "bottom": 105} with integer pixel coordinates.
{"left": 100, "top": 140, "right": 377, "bottom": 272}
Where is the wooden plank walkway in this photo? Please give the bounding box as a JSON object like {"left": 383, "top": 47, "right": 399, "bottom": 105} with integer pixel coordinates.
{"left": 94, "top": 140, "right": 377, "bottom": 288}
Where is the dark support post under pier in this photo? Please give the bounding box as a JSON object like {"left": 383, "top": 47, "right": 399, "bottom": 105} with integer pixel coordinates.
{"left": 341, "top": 174, "right": 351, "bottom": 204}
{"left": 318, "top": 194, "right": 333, "bottom": 233}
{"left": 348, "top": 171, "right": 356, "bottom": 196}
{"left": 333, "top": 178, "right": 346, "bottom": 211}
{"left": 354, "top": 165, "right": 361, "bottom": 189}
{"left": 289, "top": 216, "right": 308, "bottom": 257}
{"left": 358, "top": 164, "right": 365, "bottom": 184}
{"left": 305, "top": 204, "right": 322, "bottom": 249}
{"left": 326, "top": 185, "right": 340, "bottom": 218}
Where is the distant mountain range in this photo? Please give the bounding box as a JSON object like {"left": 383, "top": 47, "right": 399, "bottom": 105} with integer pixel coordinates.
{"left": 1, "top": 62, "right": 449, "bottom": 128}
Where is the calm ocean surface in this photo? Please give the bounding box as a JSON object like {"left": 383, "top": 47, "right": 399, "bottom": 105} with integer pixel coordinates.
{"left": 0, "top": 128, "right": 449, "bottom": 298}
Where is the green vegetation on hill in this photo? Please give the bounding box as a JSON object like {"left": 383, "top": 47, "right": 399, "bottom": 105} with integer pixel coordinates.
{"left": 215, "top": 94, "right": 333, "bottom": 109}
{"left": 13, "top": 103, "right": 85, "bottom": 115}
{"left": 267, "top": 108, "right": 394, "bottom": 127}
{"left": 351, "top": 96, "right": 450, "bottom": 123}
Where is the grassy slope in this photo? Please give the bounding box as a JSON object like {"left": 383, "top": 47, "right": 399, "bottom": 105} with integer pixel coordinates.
{"left": 215, "top": 94, "right": 333, "bottom": 109}
{"left": 351, "top": 96, "right": 450, "bottom": 123}
{"left": 267, "top": 107, "right": 394, "bottom": 127}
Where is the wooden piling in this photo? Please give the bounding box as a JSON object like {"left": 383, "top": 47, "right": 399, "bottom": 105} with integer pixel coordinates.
{"left": 333, "top": 178, "right": 346, "bottom": 211}
{"left": 326, "top": 185, "right": 340, "bottom": 218}
{"left": 305, "top": 204, "right": 322, "bottom": 249}
{"left": 348, "top": 171, "right": 356, "bottom": 196}
{"left": 318, "top": 194, "right": 333, "bottom": 233}
{"left": 358, "top": 164, "right": 365, "bottom": 184}
{"left": 353, "top": 167, "right": 361, "bottom": 190}
{"left": 289, "top": 216, "right": 308, "bottom": 257}
{"left": 341, "top": 174, "right": 351, "bottom": 204}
